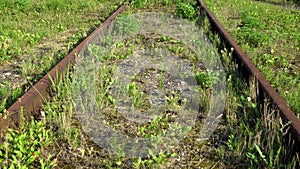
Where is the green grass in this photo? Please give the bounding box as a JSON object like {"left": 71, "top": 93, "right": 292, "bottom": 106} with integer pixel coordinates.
{"left": 0, "top": 0, "right": 121, "bottom": 65}
{"left": 0, "top": 0, "right": 299, "bottom": 168}
{"left": 203, "top": 0, "right": 300, "bottom": 114}
{"left": 0, "top": 113, "right": 55, "bottom": 168}
{"left": 0, "top": 0, "right": 122, "bottom": 113}
{"left": 255, "top": 0, "right": 300, "bottom": 6}
{"left": 214, "top": 46, "right": 298, "bottom": 169}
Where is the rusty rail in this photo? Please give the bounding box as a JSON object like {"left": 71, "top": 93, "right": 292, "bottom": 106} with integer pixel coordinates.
{"left": 198, "top": 0, "right": 300, "bottom": 141}
{"left": 1, "top": 0, "right": 299, "bottom": 144}
{"left": 0, "top": 2, "right": 127, "bottom": 136}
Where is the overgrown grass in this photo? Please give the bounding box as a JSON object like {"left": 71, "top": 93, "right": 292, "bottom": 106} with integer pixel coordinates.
{"left": 0, "top": 113, "right": 55, "bottom": 168}
{"left": 213, "top": 44, "right": 299, "bottom": 168}
{"left": 203, "top": 0, "right": 300, "bottom": 114}
{"left": 0, "top": 0, "right": 121, "bottom": 65}
{"left": 0, "top": 0, "right": 122, "bottom": 113}
{"left": 255, "top": 0, "right": 300, "bottom": 6}
{"left": 0, "top": 0, "right": 299, "bottom": 168}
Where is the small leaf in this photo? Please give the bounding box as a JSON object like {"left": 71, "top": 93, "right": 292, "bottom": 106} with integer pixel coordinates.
{"left": 6, "top": 133, "right": 13, "bottom": 141}
{"left": 269, "top": 149, "right": 274, "bottom": 167}
{"left": 116, "top": 160, "right": 122, "bottom": 166}
{"left": 275, "top": 146, "right": 282, "bottom": 161}
{"left": 246, "top": 152, "right": 258, "bottom": 164}
{"left": 26, "top": 155, "right": 36, "bottom": 165}
{"left": 254, "top": 144, "right": 268, "bottom": 165}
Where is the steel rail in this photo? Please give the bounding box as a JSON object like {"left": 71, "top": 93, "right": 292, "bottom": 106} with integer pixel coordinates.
{"left": 2, "top": 0, "right": 299, "bottom": 144}
{"left": 0, "top": 2, "right": 127, "bottom": 136}
{"left": 198, "top": 0, "right": 300, "bottom": 141}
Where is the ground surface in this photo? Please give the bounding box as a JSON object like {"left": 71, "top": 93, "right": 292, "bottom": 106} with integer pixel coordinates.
{"left": 0, "top": 0, "right": 299, "bottom": 168}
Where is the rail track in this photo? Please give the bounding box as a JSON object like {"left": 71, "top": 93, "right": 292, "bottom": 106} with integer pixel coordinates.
{"left": 198, "top": 0, "right": 300, "bottom": 143}
{"left": 0, "top": 3, "right": 127, "bottom": 137}
{"left": 1, "top": 0, "right": 299, "bottom": 152}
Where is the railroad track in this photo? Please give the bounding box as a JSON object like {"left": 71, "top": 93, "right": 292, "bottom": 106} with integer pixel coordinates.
{"left": 198, "top": 0, "right": 300, "bottom": 143}
{"left": 1, "top": 0, "right": 299, "bottom": 151}
{"left": 0, "top": 3, "right": 127, "bottom": 138}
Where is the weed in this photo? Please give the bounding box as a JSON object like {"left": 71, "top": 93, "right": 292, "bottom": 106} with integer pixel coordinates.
{"left": 15, "top": 0, "right": 31, "bottom": 8}
{"left": 1, "top": 0, "right": 298, "bottom": 168}
{"left": 126, "top": 82, "right": 144, "bottom": 108}
{"left": 0, "top": 0, "right": 120, "bottom": 114}
{"left": 204, "top": 0, "right": 300, "bottom": 113}
{"left": 176, "top": 1, "right": 196, "bottom": 20}
{"left": 0, "top": 117, "right": 55, "bottom": 168}
{"left": 0, "top": 85, "right": 23, "bottom": 113}
{"left": 215, "top": 42, "right": 299, "bottom": 168}
{"left": 115, "top": 14, "right": 139, "bottom": 35}
{"left": 195, "top": 71, "right": 211, "bottom": 89}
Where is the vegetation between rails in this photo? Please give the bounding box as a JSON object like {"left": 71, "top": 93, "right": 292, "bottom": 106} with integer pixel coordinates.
{"left": 0, "top": 0, "right": 299, "bottom": 168}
